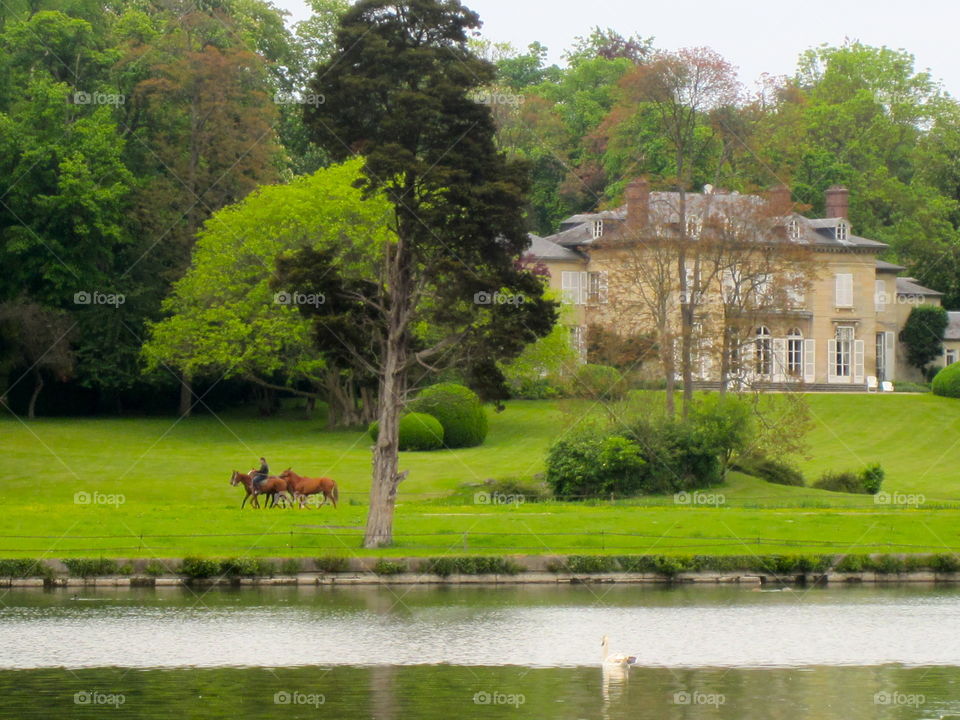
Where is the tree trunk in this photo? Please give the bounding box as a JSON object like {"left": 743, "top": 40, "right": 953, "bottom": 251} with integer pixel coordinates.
{"left": 662, "top": 331, "right": 675, "bottom": 416}
{"left": 178, "top": 374, "right": 192, "bottom": 418}
{"left": 719, "top": 325, "right": 731, "bottom": 396}
{"left": 364, "top": 239, "right": 411, "bottom": 548}
{"left": 677, "top": 185, "right": 694, "bottom": 419}
{"left": 27, "top": 368, "right": 43, "bottom": 420}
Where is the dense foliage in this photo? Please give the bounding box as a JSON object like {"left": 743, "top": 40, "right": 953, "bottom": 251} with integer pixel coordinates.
{"left": 813, "top": 464, "right": 885, "bottom": 495}
{"left": 900, "top": 305, "right": 949, "bottom": 373}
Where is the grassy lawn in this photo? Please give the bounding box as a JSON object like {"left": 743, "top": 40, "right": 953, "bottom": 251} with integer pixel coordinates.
{"left": 3, "top": 393, "right": 960, "bottom": 559}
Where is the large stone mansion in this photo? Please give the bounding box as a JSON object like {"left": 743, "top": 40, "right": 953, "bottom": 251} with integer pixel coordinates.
{"left": 527, "top": 181, "right": 960, "bottom": 388}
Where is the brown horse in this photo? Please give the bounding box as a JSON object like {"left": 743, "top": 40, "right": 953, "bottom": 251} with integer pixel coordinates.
{"left": 278, "top": 468, "right": 338, "bottom": 509}
{"left": 230, "top": 470, "right": 291, "bottom": 509}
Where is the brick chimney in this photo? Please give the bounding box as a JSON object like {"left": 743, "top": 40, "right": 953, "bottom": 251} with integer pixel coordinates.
{"left": 825, "top": 185, "right": 849, "bottom": 219}
{"left": 625, "top": 177, "right": 649, "bottom": 228}
{"left": 766, "top": 184, "right": 792, "bottom": 213}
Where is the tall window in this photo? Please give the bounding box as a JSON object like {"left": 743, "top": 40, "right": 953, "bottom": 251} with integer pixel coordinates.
{"left": 876, "top": 333, "right": 887, "bottom": 381}
{"left": 592, "top": 220, "right": 603, "bottom": 239}
{"left": 755, "top": 326, "right": 772, "bottom": 376}
{"left": 586, "top": 271, "right": 607, "bottom": 304}
{"left": 835, "top": 273, "right": 854, "bottom": 308}
{"left": 875, "top": 279, "right": 887, "bottom": 310}
{"left": 835, "top": 326, "right": 854, "bottom": 377}
{"left": 787, "top": 328, "right": 803, "bottom": 376}
{"left": 686, "top": 214, "right": 702, "bottom": 238}
{"left": 570, "top": 326, "right": 586, "bottom": 357}
{"left": 947, "top": 349, "right": 958, "bottom": 366}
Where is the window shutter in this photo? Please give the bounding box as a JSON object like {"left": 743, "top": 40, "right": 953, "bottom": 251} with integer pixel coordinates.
{"left": 579, "top": 271, "right": 588, "bottom": 305}
{"left": 885, "top": 332, "right": 895, "bottom": 380}
{"left": 827, "top": 339, "right": 838, "bottom": 382}
{"left": 835, "top": 273, "right": 853, "bottom": 307}
{"left": 875, "top": 279, "right": 886, "bottom": 310}
{"left": 561, "top": 272, "right": 575, "bottom": 304}
{"left": 772, "top": 338, "right": 787, "bottom": 382}
{"left": 803, "top": 339, "right": 816, "bottom": 383}
{"left": 854, "top": 339, "right": 865, "bottom": 384}
{"left": 741, "top": 340, "right": 755, "bottom": 386}
{"left": 599, "top": 271, "right": 609, "bottom": 304}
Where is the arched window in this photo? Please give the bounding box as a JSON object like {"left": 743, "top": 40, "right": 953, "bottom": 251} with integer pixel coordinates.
{"left": 787, "top": 328, "right": 803, "bottom": 376}
{"left": 755, "top": 326, "right": 772, "bottom": 376}
{"left": 787, "top": 218, "right": 802, "bottom": 240}
{"left": 836, "top": 220, "right": 848, "bottom": 242}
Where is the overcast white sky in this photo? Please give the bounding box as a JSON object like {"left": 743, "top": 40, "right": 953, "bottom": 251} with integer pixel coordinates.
{"left": 276, "top": 0, "right": 960, "bottom": 96}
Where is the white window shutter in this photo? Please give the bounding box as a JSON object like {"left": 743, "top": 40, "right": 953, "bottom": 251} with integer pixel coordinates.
{"left": 772, "top": 338, "right": 786, "bottom": 382}
{"left": 884, "top": 332, "right": 895, "bottom": 380}
{"left": 599, "top": 271, "right": 609, "bottom": 304}
{"left": 561, "top": 272, "right": 574, "bottom": 304}
{"left": 875, "top": 279, "right": 886, "bottom": 310}
{"left": 579, "top": 271, "right": 588, "bottom": 305}
{"left": 835, "top": 273, "right": 853, "bottom": 307}
{"left": 827, "top": 339, "right": 838, "bottom": 382}
{"left": 854, "top": 339, "right": 865, "bottom": 384}
{"left": 803, "top": 339, "right": 816, "bottom": 383}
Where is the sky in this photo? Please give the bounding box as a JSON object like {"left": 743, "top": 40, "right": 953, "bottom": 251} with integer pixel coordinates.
{"left": 275, "top": 0, "right": 960, "bottom": 96}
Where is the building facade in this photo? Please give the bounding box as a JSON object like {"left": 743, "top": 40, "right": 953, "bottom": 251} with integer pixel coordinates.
{"left": 528, "top": 182, "right": 947, "bottom": 388}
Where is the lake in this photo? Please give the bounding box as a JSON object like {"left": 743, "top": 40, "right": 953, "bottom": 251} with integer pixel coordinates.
{"left": 1, "top": 583, "right": 959, "bottom": 718}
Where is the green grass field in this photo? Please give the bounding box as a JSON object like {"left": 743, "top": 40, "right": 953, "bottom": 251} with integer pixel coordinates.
{"left": 3, "top": 393, "right": 960, "bottom": 559}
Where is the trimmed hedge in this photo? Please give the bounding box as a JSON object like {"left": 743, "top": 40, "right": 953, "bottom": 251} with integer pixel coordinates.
{"left": 408, "top": 383, "right": 487, "bottom": 448}
{"left": 419, "top": 557, "right": 523, "bottom": 577}
{"left": 932, "top": 361, "right": 960, "bottom": 398}
{"left": 368, "top": 412, "right": 445, "bottom": 451}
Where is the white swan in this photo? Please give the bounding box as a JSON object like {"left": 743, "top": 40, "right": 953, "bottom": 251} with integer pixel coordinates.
{"left": 601, "top": 635, "right": 637, "bottom": 667}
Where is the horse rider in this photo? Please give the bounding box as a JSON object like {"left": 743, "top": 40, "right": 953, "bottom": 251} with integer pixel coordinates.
{"left": 251, "top": 457, "right": 269, "bottom": 489}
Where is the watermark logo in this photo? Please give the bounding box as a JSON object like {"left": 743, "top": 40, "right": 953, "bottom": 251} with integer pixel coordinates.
{"left": 74, "top": 690, "right": 125, "bottom": 707}
{"left": 672, "top": 691, "right": 725, "bottom": 707}
{"left": 874, "top": 491, "right": 926, "bottom": 508}
{"left": 874, "top": 691, "right": 925, "bottom": 707}
{"left": 473, "top": 690, "right": 525, "bottom": 708}
{"left": 474, "top": 491, "right": 525, "bottom": 506}
{"left": 274, "top": 291, "right": 325, "bottom": 307}
{"left": 674, "top": 490, "right": 725, "bottom": 507}
{"left": 273, "top": 92, "right": 324, "bottom": 107}
{"left": 473, "top": 91, "right": 525, "bottom": 106}
{"left": 474, "top": 291, "right": 526, "bottom": 306}
{"left": 274, "top": 690, "right": 325, "bottom": 707}
{"left": 72, "top": 91, "right": 125, "bottom": 106}
{"left": 74, "top": 491, "right": 125, "bottom": 508}
{"left": 74, "top": 290, "right": 125, "bottom": 307}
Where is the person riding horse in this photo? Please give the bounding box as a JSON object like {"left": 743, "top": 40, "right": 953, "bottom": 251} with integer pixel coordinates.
{"left": 250, "top": 457, "right": 269, "bottom": 489}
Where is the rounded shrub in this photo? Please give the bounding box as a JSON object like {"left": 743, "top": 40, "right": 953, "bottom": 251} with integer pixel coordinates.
{"left": 572, "top": 364, "right": 627, "bottom": 400}
{"left": 932, "top": 361, "right": 960, "bottom": 398}
{"left": 408, "top": 383, "right": 487, "bottom": 448}
{"left": 367, "top": 412, "right": 445, "bottom": 451}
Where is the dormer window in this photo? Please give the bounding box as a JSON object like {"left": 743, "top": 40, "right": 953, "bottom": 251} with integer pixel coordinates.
{"left": 592, "top": 220, "right": 603, "bottom": 239}
{"left": 686, "top": 214, "right": 702, "bottom": 238}
{"left": 836, "top": 220, "right": 848, "bottom": 242}
{"left": 787, "top": 218, "right": 802, "bottom": 240}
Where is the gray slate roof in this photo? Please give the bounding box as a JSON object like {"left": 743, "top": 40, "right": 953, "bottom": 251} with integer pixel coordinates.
{"left": 525, "top": 233, "right": 582, "bottom": 262}
{"left": 876, "top": 259, "right": 906, "bottom": 272}
{"left": 542, "top": 190, "right": 887, "bottom": 251}
{"left": 896, "top": 277, "right": 943, "bottom": 297}
{"left": 946, "top": 312, "right": 960, "bottom": 341}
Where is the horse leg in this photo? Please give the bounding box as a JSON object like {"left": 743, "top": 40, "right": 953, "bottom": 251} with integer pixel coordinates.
{"left": 241, "top": 491, "right": 249, "bottom": 509}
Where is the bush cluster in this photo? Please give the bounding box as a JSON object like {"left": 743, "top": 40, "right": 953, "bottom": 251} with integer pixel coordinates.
{"left": 419, "top": 557, "right": 523, "bottom": 577}
{"left": 372, "top": 559, "right": 407, "bottom": 576}
{"left": 368, "top": 412, "right": 445, "bottom": 451}
{"left": 545, "top": 395, "right": 752, "bottom": 500}
{"left": 0, "top": 559, "right": 53, "bottom": 578}
{"left": 63, "top": 558, "right": 119, "bottom": 578}
{"left": 813, "top": 463, "right": 884, "bottom": 495}
{"left": 732, "top": 455, "right": 805, "bottom": 487}
{"left": 932, "top": 361, "right": 960, "bottom": 398}
{"left": 409, "top": 383, "right": 488, "bottom": 448}
{"left": 316, "top": 556, "right": 350, "bottom": 573}
{"left": 571, "top": 364, "right": 628, "bottom": 400}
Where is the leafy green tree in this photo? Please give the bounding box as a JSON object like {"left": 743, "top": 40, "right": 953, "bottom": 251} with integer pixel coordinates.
{"left": 142, "top": 160, "right": 389, "bottom": 424}
{"left": 303, "top": 0, "right": 555, "bottom": 547}
{"left": 900, "top": 304, "right": 948, "bottom": 374}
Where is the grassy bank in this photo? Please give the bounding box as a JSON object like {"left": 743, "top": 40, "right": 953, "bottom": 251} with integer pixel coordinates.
{"left": 3, "top": 393, "right": 960, "bottom": 558}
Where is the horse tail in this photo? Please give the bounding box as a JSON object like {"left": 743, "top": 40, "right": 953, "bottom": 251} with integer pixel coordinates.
{"left": 332, "top": 481, "right": 339, "bottom": 508}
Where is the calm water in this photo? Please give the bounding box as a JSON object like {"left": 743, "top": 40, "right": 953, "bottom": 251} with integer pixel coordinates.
{"left": 1, "top": 584, "right": 960, "bottom": 719}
